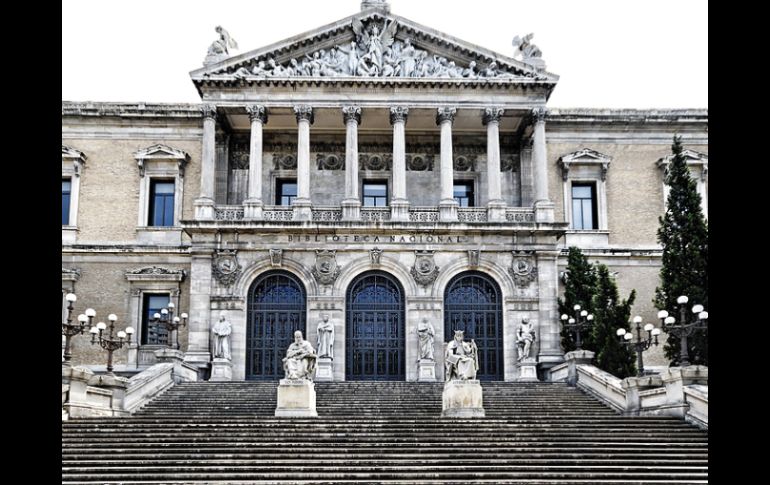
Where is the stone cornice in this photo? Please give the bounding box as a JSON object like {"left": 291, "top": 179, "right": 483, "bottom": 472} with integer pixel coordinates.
{"left": 546, "top": 108, "right": 708, "bottom": 124}
{"left": 62, "top": 102, "right": 204, "bottom": 119}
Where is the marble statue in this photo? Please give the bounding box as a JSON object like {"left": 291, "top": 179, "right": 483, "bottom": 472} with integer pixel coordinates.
{"left": 516, "top": 318, "right": 536, "bottom": 361}
{"left": 208, "top": 26, "right": 238, "bottom": 56}
{"left": 417, "top": 318, "right": 435, "bottom": 360}
{"left": 445, "top": 330, "right": 479, "bottom": 380}
{"left": 283, "top": 330, "right": 317, "bottom": 380}
{"left": 316, "top": 314, "right": 335, "bottom": 359}
{"left": 212, "top": 314, "right": 232, "bottom": 360}
{"left": 512, "top": 33, "right": 543, "bottom": 60}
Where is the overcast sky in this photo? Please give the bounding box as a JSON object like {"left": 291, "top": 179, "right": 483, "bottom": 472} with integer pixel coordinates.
{"left": 62, "top": 0, "right": 707, "bottom": 108}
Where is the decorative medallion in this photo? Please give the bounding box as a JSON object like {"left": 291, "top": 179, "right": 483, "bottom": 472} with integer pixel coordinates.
{"left": 273, "top": 153, "right": 297, "bottom": 170}
{"left": 316, "top": 153, "right": 345, "bottom": 170}
{"left": 411, "top": 250, "right": 440, "bottom": 287}
{"left": 359, "top": 153, "right": 391, "bottom": 171}
{"left": 406, "top": 154, "right": 434, "bottom": 171}
{"left": 269, "top": 248, "right": 283, "bottom": 267}
{"left": 311, "top": 250, "right": 342, "bottom": 285}
{"left": 468, "top": 250, "right": 480, "bottom": 268}
{"left": 370, "top": 247, "right": 383, "bottom": 265}
{"left": 509, "top": 251, "right": 538, "bottom": 288}
{"left": 454, "top": 155, "right": 476, "bottom": 171}
{"left": 212, "top": 249, "right": 242, "bottom": 286}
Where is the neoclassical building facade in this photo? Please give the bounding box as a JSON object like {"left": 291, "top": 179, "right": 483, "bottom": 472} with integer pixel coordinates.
{"left": 62, "top": 1, "right": 708, "bottom": 381}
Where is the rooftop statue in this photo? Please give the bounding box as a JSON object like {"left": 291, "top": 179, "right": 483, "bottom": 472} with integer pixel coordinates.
{"left": 208, "top": 26, "right": 238, "bottom": 57}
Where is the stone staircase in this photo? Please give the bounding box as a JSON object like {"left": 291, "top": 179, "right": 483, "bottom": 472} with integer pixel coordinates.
{"left": 62, "top": 381, "right": 708, "bottom": 484}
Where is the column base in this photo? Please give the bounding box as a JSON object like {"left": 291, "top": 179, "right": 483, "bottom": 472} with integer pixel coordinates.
{"left": 341, "top": 199, "right": 361, "bottom": 221}
{"left": 209, "top": 358, "right": 233, "bottom": 381}
{"left": 292, "top": 198, "right": 312, "bottom": 221}
{"left": 194, "top": 198, "right": 215, "bottom": 221}
{"left": 486, "top": 200, "right": 507, "bottom": 222}
{"left": 514, "top": 357, "right": 540, "bottom": 382}
{"left": 243, "top": 199, "right": 263, "bottom": 221}
{"left": 534, "top": 200, "right": 555, "bottom": 223}
{"left": 275, "top": 379, "right": 318, "bottom": 417}
{"left": 390, "top": 199, "right": 410, "bottom": 222}
{"left": 315, "top": 357, "right": 334, "bottom": 381}
{"left": 439, "top": 199, "right": 459, "bottom": 222}
{"left": 417, "top": 359, "right": 437, "bottom": 382}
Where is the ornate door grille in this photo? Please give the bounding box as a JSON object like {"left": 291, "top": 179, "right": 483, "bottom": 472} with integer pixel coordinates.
{"left": 346, "top": 271, "right": 405, "bottom": 381}
{"left": 246, "top": 271, "right": 306, "bottom": 380}
{"left": 444, "top": 271, "right": 503, "bottom": 381}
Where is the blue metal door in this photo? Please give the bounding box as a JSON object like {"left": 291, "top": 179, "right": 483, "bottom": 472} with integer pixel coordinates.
{"left": 246, "top": 271, "right": 306, "bottom": 380}
{"left": 346, "top": 271, "right": 405, "bottom": 381}
{"left": 444, "top": 271, "right": 503, "bottom": 380}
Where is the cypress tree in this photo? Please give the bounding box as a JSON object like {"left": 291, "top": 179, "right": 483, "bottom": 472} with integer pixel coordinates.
{"left": 558, "top": 247, "right": 597, "bottom": 352}
{"left": 592, "top": 264, "right": 637, "bottom": 378}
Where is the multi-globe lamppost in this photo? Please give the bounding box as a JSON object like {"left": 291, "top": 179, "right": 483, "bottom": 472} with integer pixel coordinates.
{"left": 62, "top": 293, "right": 90, "bottom": 366}
{"left": 89, "top": 313, "right": 135, "bottom": 375}
{"left": 657, "top": 295, "right": 708, "bottom": 367}
{"left": 149, "top": 301, "right": 188, "bottom": 350}
{"left": 617, "top": 316, "right": 661, "bottom": 377}
{"left": 560, "top": 304, "right": 594, "bottom": 351}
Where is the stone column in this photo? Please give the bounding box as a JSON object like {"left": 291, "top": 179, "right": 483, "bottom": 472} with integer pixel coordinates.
{"left": 483, "top": 107, "right": 506, "bottom": 221}
{"left": 244, "top": 105, "right": 268, "bottom": 220}
{"left": 389, "top": 106, "right": 410, "bottom": 221}
{"left": 341, "top": 106, "right": 362, "bottom": 221}
{"left": 293, "top": 105, "right": 314, "bottom": 221}
{"left": 532, "top": 107, "right": 555, "bottom": 222}
{"left": 195, "top": 104, "right": 217, "bottom": 220}
{"left": 437, "top": 107, "right": 458, "bottom": 222}
{"left": 536, "top": 250, "right": 564, "bottom": 370}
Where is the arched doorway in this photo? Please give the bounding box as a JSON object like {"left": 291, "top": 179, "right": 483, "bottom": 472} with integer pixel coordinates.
{"left": 346, "top": 271, "right": 405, "bottom": 381}
{"left": 444, "top": 271, "right": 503, "bottom": 380}
{"left": 246, "top": 270, "right": 306, "bottom": 380}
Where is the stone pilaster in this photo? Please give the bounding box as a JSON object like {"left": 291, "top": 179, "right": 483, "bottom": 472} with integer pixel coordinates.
{"left": 195, "top": 104, "right": 217, "bottom": 220}
{"left": 437, "top": 107, "right": 458, "bottom": 222}
{"left": 390, "top": 106, "right": 410, "bottom": 221}
{"left": 532, "top": 107, "right": 554, "bottom": 222}
{"left": 244, "top": 105, "right": 268, "bottom": 220}
{"left": 536, "top": 250, "right": 564, "bottom": 369}
{"left": 342, "top": 106, "right": 362, "bottom": 221}
{"left": 483, "top": 107, "right": 506, "bottom": 221}
{"left": 293, "top": 105, "right": 314, "bottom": 221}
{"left": 184, "top": 247, "right": 214, "bottom": 371}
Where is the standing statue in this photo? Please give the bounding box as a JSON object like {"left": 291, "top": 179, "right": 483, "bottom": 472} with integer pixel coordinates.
{"left": 445, "top": 330, "right": 479, "bottom": 380}
{"left": 207, "top": 26, "right": 238, "bottom": 56}
{"left": 316, "top": 314, "right": 335, "bottom": 359}
{"left": 417, "top": 318, "right": 435, "bottom": 360}
{"left": 283, "top": 330, "right": 317, "bottom": 380}
{"left": 516, "top": 318, "right": 536, "bottom": 361}
{"left": 212, "top": 314, "right": 232, "bottom": 360}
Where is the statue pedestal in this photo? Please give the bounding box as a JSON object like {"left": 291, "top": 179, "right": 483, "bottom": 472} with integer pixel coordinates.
{"left": 209, "top": 358, "right": 233, "bottom": 382}
{"left": 514, "top": 357, "right": 539, "bottom": 382}
{"left": 315, "top": 357, "right": 333, "bottom": 382}
{"left": 275, "top": 379, "right": 318, "bottom": 417}
{"left": 417, "top": 359, "right": 437, "bottom": 382}
{"left": 442, "top": 380, "right": 485, "bottom": 418}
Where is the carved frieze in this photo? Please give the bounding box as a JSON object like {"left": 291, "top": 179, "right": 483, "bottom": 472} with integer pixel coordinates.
{"left": 411, "top": 250, "right": 440, "bottom": 287}
{"left": 509, "top": 251, "right": 538, "bottom": 288}
{"left": 316, "top": 153, "right": 345, "bottom": 170}
{"left": 273, "top": 153, "right": 298, "bottom": 170}
{"left": 453, "top": 155, "right": 476, "bottom": 171}
{"left": 359, "top": 153, "right": 392, "bottom": 171}
{"left": 311, "top": 250, "right": 342, "bottom": 285}
{"left": 406, "top": 154, "right": 434, "bottom": 171}
{"left": 212, "top": 250, "right": 242, "bottom": 287}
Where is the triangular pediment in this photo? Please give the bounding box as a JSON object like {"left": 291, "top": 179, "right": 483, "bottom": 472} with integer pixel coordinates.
{"left": 560, "top": 148, "right": 612, "bottom": 165}
{"left": 62, "top": 145, "right": 86, "bottom": 161}
{"left": 191, "top": 9, "right": 558, "bottom": 86}
{"left": 657, "top": 149, "right": 708, "bottom": 166}
{"left": 134, "top": 144, "right": 190, "bottom": 161}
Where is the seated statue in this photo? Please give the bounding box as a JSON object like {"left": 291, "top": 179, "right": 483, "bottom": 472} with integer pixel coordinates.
{"left": 282, "top": 330, "right": 317, "bottom": 380}
{"left": 445, "top": 330, "right": 479, "bottom": 380}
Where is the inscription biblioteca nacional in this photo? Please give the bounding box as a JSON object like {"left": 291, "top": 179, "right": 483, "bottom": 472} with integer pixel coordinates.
{"left": 287, "top": 234, "right": 469, "bottom": 244}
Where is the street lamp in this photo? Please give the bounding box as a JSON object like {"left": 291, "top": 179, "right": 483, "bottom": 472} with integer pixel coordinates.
{"left": 149, "top": 301, "right": 188, "bottom": 349}
{"left": 89, "top": 313, "right": 134, "bottom": 375}
{"left": 617, "top": 316, "right": 661, "bottom": 377}
{"left": 62, "top": 293, "right": 92, "bottom": 366}
{"left": 560, "top": 304, "right": 594, "bottom": 351}
{"left": 658, "top": 295, "right": 708, "bottom": 367}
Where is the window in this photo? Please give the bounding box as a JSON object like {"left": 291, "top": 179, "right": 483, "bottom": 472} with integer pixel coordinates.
{"left": 453, "top": 181, "right": 474, "bottom": 207}
{"left": 142, "top": 293, "right": 170, "bottom": 345}
{"left": 363, "top": 181, "right": 388, "bottom": 207}
{"left": 148, "top": 180, "right": 175, "bottom": 226}
{"left": 276, "top": 179, "right": 297, "bottom": 206}
{"left": 571, "top": 183, "right": 597, "bottom": 230}
{"left": 62, "top": 179, "right": 71, "bottom": 225}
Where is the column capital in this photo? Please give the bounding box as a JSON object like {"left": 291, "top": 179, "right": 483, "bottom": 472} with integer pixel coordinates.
{"left": 201, "top": 104, "right": 217, "bottom": 120}
{"left": 389, "top": 106, "right": 409, "bottom": 125}
{"left": 246, "top": 105, "right": 268, "bottom": 124}
{"left": 342, "top": 106, "right": 362, "bottom": 125}
{"left": 482, "top": 107, "right": 504, "bottom": 126}
{"left": 436, "top": 107, "right": 457, "bottom": 125}
{"left": 531, "top": 107, "right": 548, "bottom": 123}
{"left": 293, "top": 105, "right": 314, "bottom": 124}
